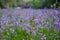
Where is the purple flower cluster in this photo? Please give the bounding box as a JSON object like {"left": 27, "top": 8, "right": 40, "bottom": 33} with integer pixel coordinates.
{"left": 0, "top": 8, "right": 60, "bottom": 35}
{"left": 54, "top": 18, "right": 60, "bottom": 28}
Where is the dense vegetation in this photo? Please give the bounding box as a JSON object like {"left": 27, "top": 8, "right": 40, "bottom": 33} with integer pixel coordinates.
{"left": 0, "top": 0, "right": 60, "bottom": 9}
{"left": 0, "top": 0, "right": 21, "bottom": 8}
{"left": 0, "top": 9, "right": 60, "bottom": 40}
{"left": 29, "top": 0, "right": 55, "bottom": 8}
{"left": 0, "top": 0, "right": 60, "bottom": 40}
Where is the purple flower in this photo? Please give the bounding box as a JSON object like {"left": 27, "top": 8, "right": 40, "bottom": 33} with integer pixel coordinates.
{"left": 24, "top": 17, "right": 29, "bottom": 20}
{"left": 58, "top": 22, "right": 60, "bottom": 27}
{"left": 9, "top": 24, "right": 14, "bottom": 26}
{"left": 12, "top": 16, "right": 15, "bottom": 19}
{"left": 25, "top": 22, "right": 30, "bottom": 27}
{"left": 2, "top": 17, "right": 7, "bottom": 21}
{"left": 1, "top": 25, "right": 5, "bottom": 29}
{"left": 32, "top": 31, "right": 36, "bottom": 36}
{"left": 34, "top": 19, "right": 40, "bottom": 24}
{"left": 54, "top": 20, "right": 60, "bottom": 28}
{"left": 14, "top": 22, "right": 20, "bottom": 26}
{"left": 36, "top": 25, "right": 39, "bottom": 30}
{"left": 26, "top": 29, "right": 30, "bottom": 33}
{"left": 30, "top": 27, "right": 35, "bottom": 30}
{"left": 45, "top": 22, "right": 49, "bottom": 27}
{"left": 54, "top": 20, "right": 60, "bottom": 25}
{"left": 3, "top": 21, "right": 8, "bottom": 25}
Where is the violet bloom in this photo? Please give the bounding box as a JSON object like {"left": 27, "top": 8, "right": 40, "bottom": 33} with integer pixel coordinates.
{"left": 14, "top": 22, "right": 20, "bottom": 26}
{"left": 3, "top": 21, "right": 8, "bottom": 25}
{"left": 30, "top": 27, "right": 35, "bottom": 30}
{"left": 45, "top": 22, "right": 49, "bottom": 27}
{"left": 12, "top": 16, "right": 16, "bottom": 20}
{"left": 57, "top": 22, "right": 60, "bottom": 28}
{"left": 25, "top": 22, "right": 30, "bottom": 27}
{"left": 36, "top": 25, "right": 39, "bottom": 30}
{"left": 33, "top": 18, "right": 40, "bottom": 24}
{"left": 26, "top": 29, "right": 30, "bottom": 33}
{"left": 2, "top": 17, "right": 7, "bottom": 21}
{"left": 54, "top": 20, "right": 60, "bottom": 28}
{"left": 9, "top": 24, "right": 14, "bottom": 26}
{"left": 25, "top": 17, "right": 29, "bottom": 20}
{"left": 1, "top": 25, "right": 5, "bottom": 29}
{"left": 54, "top": 20, "right": 59, "bottom": 24}
{"left": 15, "top": 22, "right": 19, "bottom": 25}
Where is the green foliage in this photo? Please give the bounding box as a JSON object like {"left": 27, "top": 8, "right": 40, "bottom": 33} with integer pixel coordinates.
{"left": 58, "top": 4, "right": 60, "bottom": 8}
{"left": 0, "top": 0, "right": 21, "bottom": 8}
{"left": 29, "top": 0, "right": 44, "bottom": 8}
{"left": 0, "top": 26, "right": 60, "bottom": 40}
{"left": 0, "top": 0, "right": 57, "bottom": 9}
{"left": 29, "top": 0, "right": 55, "bottom": 8}
{"left": 0, "top": 12, "right": 2, "bottom": 17}
{"left": 44, "top": 0, "right": 55, "bottom": 8}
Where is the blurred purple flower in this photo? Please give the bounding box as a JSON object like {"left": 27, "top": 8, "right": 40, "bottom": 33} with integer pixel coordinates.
{"left": 53, "top": 16, "right": 59, "bottom": 19}
{"left": 54, "top": 20, "right": 59, "bottom": 24}
{"left": 3, "top": 21, "right": 7, "bottom": 25}
{"left": 30, "top": 27, "right": 35, "bottom": 30}
{"left": 54, "top": 20, "right": 60, "bottom": 28}
{"left": 1, "top": 25, "right": 5, "bottom": 29}
{"left": 24, "top": 17, "right": 29, "bottom": 20}
{"left": 36, "top": 25, "right": 39, "bottom": 30}
{"left": 34, "top": 18, "right": 40, "bottom": 24}
{"left": 45, "top": 22, "right": 49, "bottom": 27}
{"left": 9, "top": 24, "right": 14, "bottom": 26}
{"left": 12, "top": 16, "right": 15, "bottom": 19}
{"left": 26, "top": 29, "right": 30, "bottom": 33}
{"left": 2, "top": 17, "right": 7, "bottom": 21}
{"left": 3, "top": 21, "right": 8, "bottom": 25}
{"left": 14, "top": 22, "right": 20, "bottom": 26}
{"left": 25, "top": 22, "right": 30, "bottom": 27}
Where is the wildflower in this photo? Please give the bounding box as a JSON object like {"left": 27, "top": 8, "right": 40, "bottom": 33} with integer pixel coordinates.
{"left": 25, "top": 22, "right": 30, "bottom": 27}
{"left": 54, "top": 20, "right": 60, "bottom": 29}
{"left": 1, "top": 25, "right": 5, "bottom": 29}
{"left": 9, "top": 23, "right": 14, "bottom": 26}
{"left": 36, "top": 25, "right": 39, "bottom": 30}
{"left": 33, "top": 18, "right": 40, "bottom": 24}
{"left": 26, "top": 29, "right": 30, "bottom": 33}
{"left": 30, "top": 27, "right": 35, "bottom": 30}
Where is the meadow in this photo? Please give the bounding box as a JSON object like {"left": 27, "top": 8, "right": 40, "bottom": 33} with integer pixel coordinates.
{"left": 0, "top": 8, "right": 60, "bottom": 40}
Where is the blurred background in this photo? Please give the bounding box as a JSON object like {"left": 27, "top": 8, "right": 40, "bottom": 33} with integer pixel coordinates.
{"left": 0, "top": 0, "right": 60, "bottom": 9}
{"left": 0, "top": 0, "right": 60, "bottom": 40}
